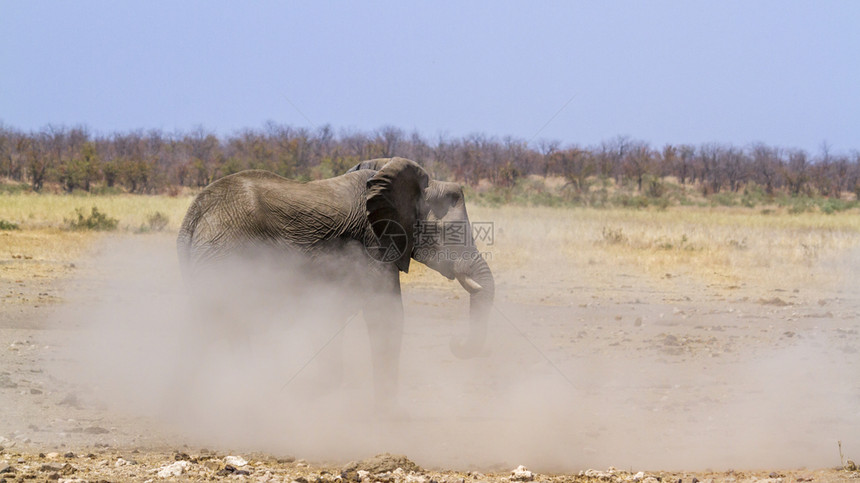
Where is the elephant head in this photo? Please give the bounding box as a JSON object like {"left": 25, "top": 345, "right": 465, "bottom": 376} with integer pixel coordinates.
{"left": 348, "top": 158, "right": 495, "bottom": 359}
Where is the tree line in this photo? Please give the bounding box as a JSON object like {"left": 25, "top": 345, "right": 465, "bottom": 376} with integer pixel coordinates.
{"left": 1, "top": 123, "right": 858, "bottom": 199}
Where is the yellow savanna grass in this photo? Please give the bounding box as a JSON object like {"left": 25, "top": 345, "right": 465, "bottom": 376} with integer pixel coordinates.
{"left": 0, "top": 193, "right": 194, "bottom": 231}
{"left": 0, "top": 193, "right": 192, "bottom": 283}
{"left": 2, "top": 193, "right": 859, "bottom": 301}
{"left": 0, "top": 228, "right": 98, "bottom": 283}
{"left": 404, "top": 205, "right": 860, "bottom": 300}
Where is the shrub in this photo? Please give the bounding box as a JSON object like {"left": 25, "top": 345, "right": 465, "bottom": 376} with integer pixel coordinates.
{"left": 137, "top": 211, "right": 169, "bottom": 233}
{"left": 0, "top": 182, "right": 32, "bottom": 194}
{"left": 67, "top": 206, "right": 119, "bottom": 231}
{"left": 602, "top": 226, "right": 627, "bottom": 245}
{"left": 741, "top": 184, "right": 769, "bottom": 208}
{"left": 613, "top": 194, "right": 649, "bottom": 209}
{"left": 89, "top": 185, "right": 125, "bottom": 196}
{"left": 781, "top": 196, "right": 815, "bottom": 214}
{"left": 0, "top": 219, "right": 19, "bottom": 231}
{"left": 645, "top": 177, "right": 665, "bottom": 199}
{"left": 148, "top": 211, "right": 169, "bottom": 231}
{"left": 709, "top": 192, "right": 737, "bottom": 207}
{"left": 819, "top": 198, "right": 857, "bottom": 215}
{"left": 650, "top": 196, "right": 670, "bottom": 211}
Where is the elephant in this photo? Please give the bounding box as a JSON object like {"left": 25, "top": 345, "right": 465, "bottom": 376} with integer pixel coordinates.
{"left": 176, "top": 157, "right": 494, "bottom": 406}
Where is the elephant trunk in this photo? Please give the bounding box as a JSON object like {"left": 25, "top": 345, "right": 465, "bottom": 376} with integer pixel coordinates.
{"left": 450, "top": 253, "right": 495, "bottom": 359}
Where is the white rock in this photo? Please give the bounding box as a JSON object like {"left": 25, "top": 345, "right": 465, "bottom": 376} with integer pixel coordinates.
{"left": 157, "top": 460, "right": 190, "bottom": 478}
{"left": 224, "top": 455, "right": 248, "bottom": 467}
{"left": 583, "top": 468, "right": 616, "bottom": 480}
{"left": 356, "top": 470, "right": 370, "bottom": 480}
{"left": 406, "top": 474, "right": 427, "bottom": 483}
{"left": 632, "top": 472, "right": 645, "bottom": 481}
{"left": 115, "top": 458, "right": 134, "bottom": 467}
{"left": 510, "top": 465, "right": 534, "bottom": 481}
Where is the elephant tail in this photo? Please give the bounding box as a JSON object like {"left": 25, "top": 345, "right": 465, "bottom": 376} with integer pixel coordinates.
{"left": 176, "top": 199, "right": 200, "bottom": 281}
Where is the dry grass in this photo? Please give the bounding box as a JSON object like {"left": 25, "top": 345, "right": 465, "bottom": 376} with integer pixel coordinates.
{"left": 0, "top": 194, "right": 192, "bottom": 287}
{"left": 0, "top": 229, "right": 97, "bottom": 306}
{"left": 404, "top": 205, "right": 860, "bottom": 299}
{"left": 3, "top": 193, "right": 859, "bottom": 300}
{"left": 0, "top": 193, "right": 193, "bottom": 231}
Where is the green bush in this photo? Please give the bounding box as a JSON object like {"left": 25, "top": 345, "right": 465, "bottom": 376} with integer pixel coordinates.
{"left": 819, "top": 198, "right": 857, "bottom": 215}
{"left": 0, "top": 219, "right": 19, "bottom": 231}
{"left": 645, "top": 177, "right": 665, "bottom": 199}
{"left": 709, "top": 192, "right": 737, "bottom": 207}
{"left": 0, "top": 182, "right": 32, "bottom": 194}
{"left": 67, "top": 206, "right": 119, "bottom": 231}
{"left": 613, "top": 194, "right": 649, "bottom": 209}
{"left": 89, "top": 185, "right": 125, "bottom": 196}
{"left": 740, "top": 184, "right": 769, "bottom": 208}
{"left": 779, "top": 196, "right": 815, "bottom": 214}
{"left": 148, "top": 211, "right": 169, "bottom": 231}
{"left": 137, "top": 211, "right": 170, "bottom": 233}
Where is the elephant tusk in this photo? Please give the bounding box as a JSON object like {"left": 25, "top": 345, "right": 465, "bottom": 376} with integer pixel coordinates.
{"left": 456, "top": 274, "right": 483, "bottom": 294}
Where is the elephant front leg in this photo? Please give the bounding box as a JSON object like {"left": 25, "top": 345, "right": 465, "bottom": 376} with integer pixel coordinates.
{"left": 363, "top": 286, "right": 404, "bottom": 413}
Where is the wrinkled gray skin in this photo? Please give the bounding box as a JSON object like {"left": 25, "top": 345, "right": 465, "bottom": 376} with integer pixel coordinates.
{"left": 177, "top": 157, "right": 494, "bottom": 405}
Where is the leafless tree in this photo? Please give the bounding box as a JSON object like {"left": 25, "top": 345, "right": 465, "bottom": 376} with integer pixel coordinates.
{"left": 785, "top": 149, "right": 810, "bottom": 196}
{"left": 557, "top": 146, "right": 592, "bottom": 193}
{"left": 622, "top": 141, "right": 652, "bottom": 191}
{"left": 676, "top": 144, "right": 695, "bottom": 185}
{"left": 376, "top": 126, "right": 404, "bottom": 158}
{"left": 536, "top": 139, "right": 560, "bottom": 177}
{"left": 721, "top": 147, "right": 746, "bottom": 193}
{"left": 749, "top": 143, "right": 782, "bottom": 195}
{"left": 1, "top": 123, "right": 857, "bottom": 200}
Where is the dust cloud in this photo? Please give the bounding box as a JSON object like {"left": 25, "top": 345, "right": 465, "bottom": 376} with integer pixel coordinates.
{"left": 48, "top": 235, "right": 860, "bottom": 472}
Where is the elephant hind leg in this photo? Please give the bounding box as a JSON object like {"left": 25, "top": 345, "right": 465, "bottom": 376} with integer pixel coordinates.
{"left": 362, "top": 275, "right": 404, "bottom": 412}
{"left": 298, "top": 314, "right": 348, "bottom": 395}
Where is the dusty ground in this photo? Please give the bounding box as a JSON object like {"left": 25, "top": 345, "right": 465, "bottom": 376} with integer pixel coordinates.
{"left": 2, "top": 206, "right": 860, "bottom": 482}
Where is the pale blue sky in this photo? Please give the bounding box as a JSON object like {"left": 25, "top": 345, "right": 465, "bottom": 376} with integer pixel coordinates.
{"left": 2, "top": 1, "right": 858, "bottom": 153}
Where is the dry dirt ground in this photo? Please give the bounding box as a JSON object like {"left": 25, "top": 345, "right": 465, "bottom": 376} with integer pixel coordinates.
{"left": 2, "top": 210, "right": 860, "bottom": 482}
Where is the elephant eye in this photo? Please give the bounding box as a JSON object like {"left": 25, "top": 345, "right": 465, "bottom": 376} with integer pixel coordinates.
{"left": 448, "top": 192, "right": 460, "bottom": 205}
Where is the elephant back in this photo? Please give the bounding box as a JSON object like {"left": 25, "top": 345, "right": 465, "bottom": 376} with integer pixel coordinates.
{"left": 346, "top": 158, "right": 399, "bottom": 173}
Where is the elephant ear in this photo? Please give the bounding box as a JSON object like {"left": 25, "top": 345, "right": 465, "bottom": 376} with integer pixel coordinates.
{"left": 346, "top": 158, "right": 392, "bottom": 174}
{"left": 365, "top": 157, "right": 429, "bottom": 273}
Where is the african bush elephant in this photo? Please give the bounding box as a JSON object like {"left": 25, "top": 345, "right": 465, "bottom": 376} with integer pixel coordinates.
{"left": 176, "top": 157, "right": 494, "bottom": 405}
